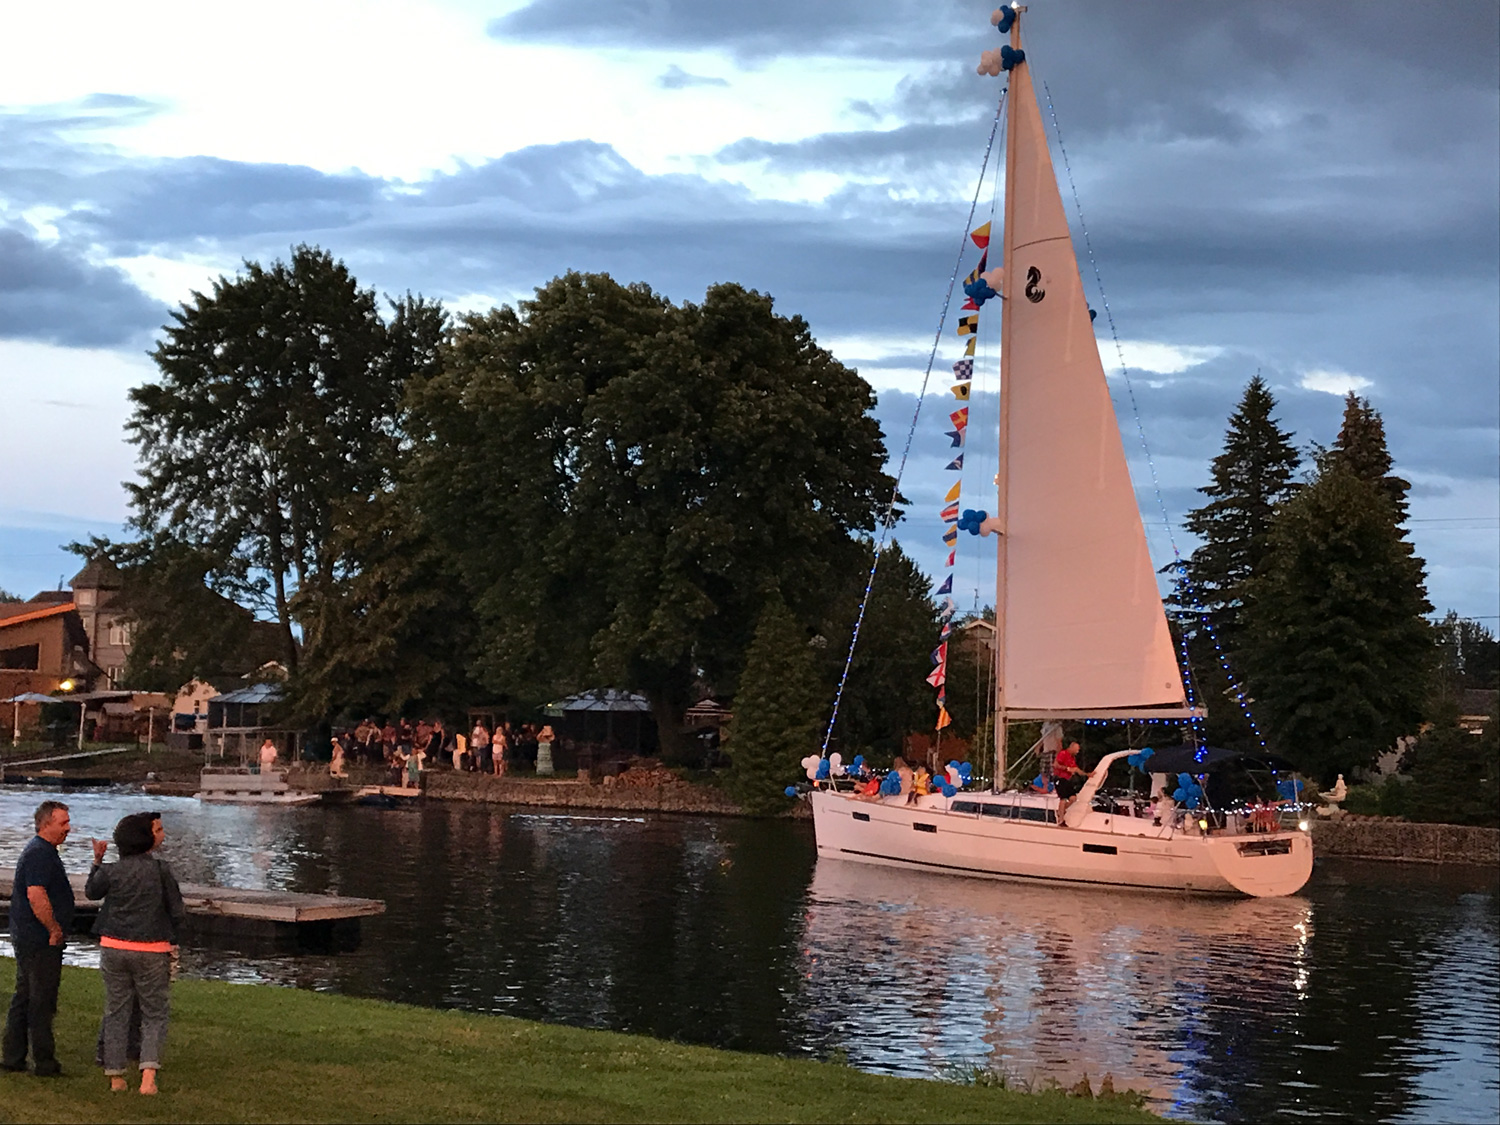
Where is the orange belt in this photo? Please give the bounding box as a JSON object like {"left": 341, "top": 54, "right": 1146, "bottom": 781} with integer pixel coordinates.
{"left": 99, "top": 936, "right": 173, "bottom": 953}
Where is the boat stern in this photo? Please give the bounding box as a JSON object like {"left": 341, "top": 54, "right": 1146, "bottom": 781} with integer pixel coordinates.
{"left": 1205, "top": 830, "right": 1314, "bottom": 897}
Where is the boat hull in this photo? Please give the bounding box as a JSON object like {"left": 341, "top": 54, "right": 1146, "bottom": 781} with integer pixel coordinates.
{"left": 809, "top": 790, "right": 1312, "bottom": 898}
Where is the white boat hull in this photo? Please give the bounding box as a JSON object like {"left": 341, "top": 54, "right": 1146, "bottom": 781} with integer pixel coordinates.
{"left": 810, "top": 790, "right": 1312, "bottom": 898}
{"left": 195, "top": 768, "right": 322, "bottom": 807}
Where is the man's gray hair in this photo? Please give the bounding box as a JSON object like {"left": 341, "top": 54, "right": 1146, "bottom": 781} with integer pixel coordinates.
{"left": 34, "top": 799, "right": 69, "bottom": 831}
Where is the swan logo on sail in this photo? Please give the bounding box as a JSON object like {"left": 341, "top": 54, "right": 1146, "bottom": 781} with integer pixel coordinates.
{"left": 1024, "top": 266, "right": 1045, "bottom": 303}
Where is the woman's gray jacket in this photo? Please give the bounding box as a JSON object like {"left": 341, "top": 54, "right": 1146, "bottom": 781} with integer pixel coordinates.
{"left": 85, "top": 854, "right": 185, "bottom": 944}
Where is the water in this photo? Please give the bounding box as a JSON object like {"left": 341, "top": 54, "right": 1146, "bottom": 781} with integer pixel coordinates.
{"left": 2, "top": 788, "right": 1495, "bottom": 1123}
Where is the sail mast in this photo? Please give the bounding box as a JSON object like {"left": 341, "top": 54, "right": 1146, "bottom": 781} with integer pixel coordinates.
{"left": 992, "top": 6, "right": 1024, "bottom": 791}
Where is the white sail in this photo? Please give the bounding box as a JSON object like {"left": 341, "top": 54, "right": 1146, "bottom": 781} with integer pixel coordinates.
{"left": 996, "top": 55, "right": 1187, "bottom": 715}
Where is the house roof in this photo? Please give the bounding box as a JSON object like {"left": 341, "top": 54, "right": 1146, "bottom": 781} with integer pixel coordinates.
{"left": 26, "top": 591, "right": 72, "bottom": 606}
{"left": 210, "top": 683, "right": 285, "bottom": 705}
{"left": 544, "top": 689, "right": 652, "bottom": 714}
{"left": 1460, "top": 688, "right": 1499, "bottom": 719}
{"left": 0, "top": 602, "right": 77, "bottom": 628}
{"left": 69, "top": 555, "right": 123, "bottom": 591}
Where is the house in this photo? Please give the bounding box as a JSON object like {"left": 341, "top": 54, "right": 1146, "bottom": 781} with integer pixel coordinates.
{"left": 0, "top": 557, "right": 132, "bottom": 696}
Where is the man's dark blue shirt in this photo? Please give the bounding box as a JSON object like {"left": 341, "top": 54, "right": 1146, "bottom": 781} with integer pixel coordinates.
{"left": 8, "top": 835, "right": 74, "bottom": 947}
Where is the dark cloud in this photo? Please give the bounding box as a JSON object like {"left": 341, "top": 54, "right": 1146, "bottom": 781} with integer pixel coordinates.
{"left": 0, "top": 225, "right": 162, "bottom": 347}
{"left": 657, "top": 65, "right": 729, "bottom": 90}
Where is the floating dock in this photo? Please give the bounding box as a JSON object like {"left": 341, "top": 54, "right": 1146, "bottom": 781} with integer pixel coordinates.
{"left": 1, "top": 870, "right": 384, "bottom": 948}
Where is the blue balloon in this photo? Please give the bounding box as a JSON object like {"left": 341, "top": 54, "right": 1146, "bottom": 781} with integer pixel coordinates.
{"left": 815, "top": 758, "right": 831, "bottom": 781}
{"left": 995, "top": 5, "right": 1015, "bottom": 33}
{"left": 784, "top": 786, "right": 798, "bottom": 797}
{"left": 1000, "top": 44, "right": 1025, "bottom": 70}
{"left": 941, "top": 783, "right": 957, "bottom": 797}
{"left": 853, "top": 755, "right": 865, "bottom": 768}
{"left": 880, "top": 772, "right": 903, "bottom": 796}
{"left": 958, "top": 762, "right": 972, "bottom": 779}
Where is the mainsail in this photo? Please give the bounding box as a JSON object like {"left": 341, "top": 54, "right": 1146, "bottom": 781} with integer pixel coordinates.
{"left": 995, "top": 47, "right": 1187, "bottom": 715}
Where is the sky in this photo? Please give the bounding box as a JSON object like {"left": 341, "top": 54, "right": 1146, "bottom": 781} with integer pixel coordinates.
{"left": 0, "top": 0, "right": 1496, "bottom": 624}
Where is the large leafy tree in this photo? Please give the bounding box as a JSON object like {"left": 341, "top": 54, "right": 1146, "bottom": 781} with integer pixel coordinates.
{"left": 1240, "top": 460, "right": 1433, "bottom": 782}
{"left": 126, "top": 246, "right": 445, "bottom": 669}
{"left": 407, "top": 272, "right": 893, "bottom": 753}
{"left": 1180, "top": 375, "right": 1301, "bottom": 637}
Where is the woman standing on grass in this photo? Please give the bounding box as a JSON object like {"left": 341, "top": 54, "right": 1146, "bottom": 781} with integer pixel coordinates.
{"left": 86, "top": 812, "right": 184, "bottom": 1095}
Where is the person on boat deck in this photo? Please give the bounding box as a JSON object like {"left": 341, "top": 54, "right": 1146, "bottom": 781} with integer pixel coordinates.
{"left": 257, "top": 738, "right": 277, "bottom": 773}
{"left": 913, "top": 765, "right": 932, "bottom": 796}
{"left": 1052, "top": 742, "right": 1089, "bottom": 825}
{"left": 891, "top": 756, "right": 914, "bottom": 800}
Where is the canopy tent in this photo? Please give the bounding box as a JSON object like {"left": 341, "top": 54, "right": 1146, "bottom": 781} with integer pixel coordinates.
{"left": 5, "top": 692, "right": 58, "bottom": 747}
{"left": 205, "top": 684, "right": 294, "bottom": 763}
{"left": 543, "top": 689, "right": 652, "bottom": 715}
{"left": 543, "top": 689, "right": 654, "bottom": 760}
{"left": 1140, "top": 745, "right": 1296, "bottom": 776}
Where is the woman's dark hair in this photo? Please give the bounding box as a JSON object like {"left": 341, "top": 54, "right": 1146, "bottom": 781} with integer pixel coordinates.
{"left": 113, "top": 813, "right": 156, "bottom": 857}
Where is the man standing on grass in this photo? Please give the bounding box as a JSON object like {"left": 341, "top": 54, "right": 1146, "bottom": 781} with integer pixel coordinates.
{"left": 3, "top": 800, "right": 76, "bottom": 1077}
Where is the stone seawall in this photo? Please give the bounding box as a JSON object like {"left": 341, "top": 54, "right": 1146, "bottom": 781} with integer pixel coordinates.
{"left": 423, "top": 771, "right": 753, "bottom": 816}
{"left": 1311, "top": 817, "right": 1498, "bottom": 866}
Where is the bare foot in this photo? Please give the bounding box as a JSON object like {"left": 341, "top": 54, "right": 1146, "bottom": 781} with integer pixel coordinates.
{"left": 140, "top": 1067, "right": 158, "bottom": 1095}
{"left": 110, "top": 1076, "right": 127, "bottom": 1092}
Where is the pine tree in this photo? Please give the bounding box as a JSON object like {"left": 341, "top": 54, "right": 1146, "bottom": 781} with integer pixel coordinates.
{"left": 1402, "top": 699, "right": 1498, "bottom": 827}
{"left": 1241, "top": 461, "right": 1434, "bottom": 783}
{"left": 727, "top": 594, "right": 825, "bottom": 815}
{"left": 1329, "top": 393, "right": 1411, "bottom": 523}
{"left": 1180, "top": 376, "right": 1301, "bottom": 637}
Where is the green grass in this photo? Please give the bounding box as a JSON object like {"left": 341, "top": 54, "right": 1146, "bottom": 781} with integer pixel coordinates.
{"left": 0, "top": 964, "right": 1159, "bottom": 1123}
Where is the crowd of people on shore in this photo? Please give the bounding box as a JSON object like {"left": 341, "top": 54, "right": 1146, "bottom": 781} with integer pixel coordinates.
{"left": 326, "top": 718, "right": 557, "bottom": 783}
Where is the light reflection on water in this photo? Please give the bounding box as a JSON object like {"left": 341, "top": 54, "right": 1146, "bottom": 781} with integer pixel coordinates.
{"left": 1, "top": 787, "right": 1495, "bottom": 1123}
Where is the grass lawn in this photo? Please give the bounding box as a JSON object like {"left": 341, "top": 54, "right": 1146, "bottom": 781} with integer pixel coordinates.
{"left": 0, "top": 964, "right": 1160, "bottom": 1123}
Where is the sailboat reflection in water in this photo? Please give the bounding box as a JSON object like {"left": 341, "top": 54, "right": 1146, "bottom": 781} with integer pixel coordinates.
{"left": 806, "top": 5, "right": 1312, "bottom": 898}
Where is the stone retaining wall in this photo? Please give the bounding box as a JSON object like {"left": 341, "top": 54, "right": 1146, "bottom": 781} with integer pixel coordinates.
{"left": 1311, "top": 816, "right": 1498, "bottom": 866}
{"left": 423, "top": 771, "right": 752, "bottom": 816}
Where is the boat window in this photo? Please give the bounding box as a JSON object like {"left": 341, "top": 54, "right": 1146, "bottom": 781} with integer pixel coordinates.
{"left": 1017, "top": 807, "right": 1056, "bottom": 823}
{"left": 950, "top": 800, "right": 982, "bottom": 815}
{"left": 980, "top": 804, "right": 1014, "bottom": 818}
{"left": 914, "top": 822, "right": 938, "bottom": 834}
{"left": 852, "top": 811, "right": 870, "bottom": 822}
{"left": 1082, "top": 843, "right": 1118, "bottom": 855}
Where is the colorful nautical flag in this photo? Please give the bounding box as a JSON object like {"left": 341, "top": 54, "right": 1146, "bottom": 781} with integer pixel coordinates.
{"left": 944, "top": 481, "right": 962, "bottom": 503}
{"left": 945, "top": 428, "right": 965, "bottom": 448}
{"left": 942, "top": 526, "right": 958, "bottom": 546}
{"left": 935, "top": 575, "right": 953, "bottom": 596}
{"left": 970, "top": 222, "right": 991, "bottom": 250}
{"left": 926, "top": 666, "right": 947, "bottom": 688}
{"left": 951, "top": 382, "right": 971, "bottom": 401}
{"left": 950, "top": 408, "right": 969, "bottom": 430}
{"left": 944, "top": 548, "right": 956, "bottom": 567}
{"left": 935, "top": 705, "right": 952, "bottom": 731}
{"left": 964, "top": 336, "right": 976, "bottom": 356}
{"left": 957, "top": 314, "right": 978, "bottom": 336}
{"left": 952, "top": 358, "right": 973, "bottom": 381}
{"left": 939, "top": 597, "right": 956, "bottom": 618}
{"left": 961, "top": 297, "right": 979, "bottom": 312}
{"left": 940, "top": 502, "right": 960, "bottom": 521}
{"left": 939, "top": 621, "right": 953, "bottom": 640}
{"left": 937, "top": 686, "right": 947, "bottom": 704}
{"left": 945, "top": 453, "right": 964, "bottom": 471}
{"left": 930, "top": 643, "right": 948, "bottom": 666}
{"left": 963, "top": 251, "right": 989, "bottom": 287}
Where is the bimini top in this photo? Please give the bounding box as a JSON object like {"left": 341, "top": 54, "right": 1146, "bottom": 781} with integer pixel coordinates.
{"left": 1142, "top": 745, "right": 1295, "bottom": 775}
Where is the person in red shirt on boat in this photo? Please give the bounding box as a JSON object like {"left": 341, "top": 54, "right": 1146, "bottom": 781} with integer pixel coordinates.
{"left": 1053, "top": 741, "right": 1089, "bottom": 826}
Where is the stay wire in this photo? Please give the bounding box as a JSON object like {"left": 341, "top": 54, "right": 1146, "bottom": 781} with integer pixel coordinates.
{"left": 820, "top": 86, "right": 1009, "bottom": 756}
{"left": 1040, "top": 78, "right": 1267, "bottom": 751}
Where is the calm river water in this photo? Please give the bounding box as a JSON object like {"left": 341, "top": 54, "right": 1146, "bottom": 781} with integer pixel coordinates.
{"left": 2, "top": 788, "right": 1496, "bottom": 1123}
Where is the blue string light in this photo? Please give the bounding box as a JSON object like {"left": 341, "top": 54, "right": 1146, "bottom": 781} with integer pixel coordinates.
{"left": 820, "top": 86, "right": 1010, "bottom": 756}
{"left": 1041, "top": 77, "right": 1267, "bottom": 753}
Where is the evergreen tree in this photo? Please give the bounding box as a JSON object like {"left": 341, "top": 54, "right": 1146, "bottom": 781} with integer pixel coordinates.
{"left": 1432, "top": 611, "right": 1500, "bottom": 696}
{"left": 1241, "top": 461, "right": 1434, "bottom": 782}
{"left": 1402, "top": 699, "right": 1498, "bottom": 827}
{"left": 1329, "top": 393, "right": 1411, "bottom": 523}
{"left": 727, "top": 595, "right": 825, "bottom": 815}
{"left": 1180, "top": 375, "right": 1301, "bottom": 637}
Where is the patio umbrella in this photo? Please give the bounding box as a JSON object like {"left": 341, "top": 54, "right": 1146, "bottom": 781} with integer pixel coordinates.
{"left": 4, "top": 692, "right": 61, "bottom": 746}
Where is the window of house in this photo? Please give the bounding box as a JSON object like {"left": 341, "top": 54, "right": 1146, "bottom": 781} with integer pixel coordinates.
{"left": 0, "top": 644, "right": 40, "bottom": 670}
{"left": 108, "top": 620, "right": 132, "bottom": 647}
{"left": 75, "top": 589, "right": 96, "bottom": 607}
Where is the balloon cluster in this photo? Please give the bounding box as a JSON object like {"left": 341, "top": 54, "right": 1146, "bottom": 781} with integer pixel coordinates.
{"left": 957, "top": 509, "right": 988, "bottom": 536}
{"left": 991, "top": 6, "right": 1016, "bottom": 34}
{"left": 963, "top": 277, "right": 998, "bottom": 306}
{"left": 1276, "top": 778, "right": 1303, "bottom": 802}
{"left": 849, "top": 754, "right": 868, "bottom": 777}
{"left": 1126, "top": 746, "right": 1155, "bottom": 773}
{"left": 1172, "top": 772, "right": 1204, "bottom": 810}
{"left": 937, "top": 760, "right": 973, "bottom": 798}
{"left": 879, "top": 771, "right": 903, "bottom": 797}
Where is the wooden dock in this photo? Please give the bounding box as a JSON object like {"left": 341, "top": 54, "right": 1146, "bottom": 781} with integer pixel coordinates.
{"left": 1, "top": 870, "right": 384, "bottom": 944}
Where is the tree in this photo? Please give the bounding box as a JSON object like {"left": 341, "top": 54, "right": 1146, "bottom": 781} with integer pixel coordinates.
{"left": 0, "top": 588, "right": 20, "bottom": 602}
{"left": 817, "top": 540, "right": 939, "bottom": 761}
{"left": 406, "top": 273, "right": 894, "bottom": 753}
{"left": 1240, "top": 461, "right": 1433, "bottom": 782}
{"left": 1180, "top": 375, "right": 1301, "bottom": 638}
{"left": 287, "top": 489, "right": 482, "bottom": 724}
{"left": 126, "top": 246, "right": 445, "bottom": 670}
{"left": 726, "top": 595, "right": 825, "bottom": 814}
{"left": 1432, "top": 611, "right": 1500, "bottom": 697}
{"left": 1402, "top": 699, "right": 1498, "bottom": 827}
{"left": 65, "top": 536, "right": 280, "bottom": 693}
{"left": 1329, "top": 393, "right": 1411, "bottom": 523}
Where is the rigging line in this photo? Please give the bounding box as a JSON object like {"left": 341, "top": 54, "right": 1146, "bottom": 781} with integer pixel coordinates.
{"left": 821, "top": 86, "right": 1009, "bottom": 756}
{"left": 1041, "top": 76, "right": 1262, "bottom": 748}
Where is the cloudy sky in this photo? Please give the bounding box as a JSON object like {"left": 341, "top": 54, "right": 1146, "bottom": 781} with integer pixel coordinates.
{"left": 1, "top": 0, "right": 1496, "bottom": 624}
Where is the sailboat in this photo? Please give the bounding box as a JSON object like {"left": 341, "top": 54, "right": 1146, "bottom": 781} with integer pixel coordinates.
{"left": 808, "top": 5, "right": 1313, "bottom": 898}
